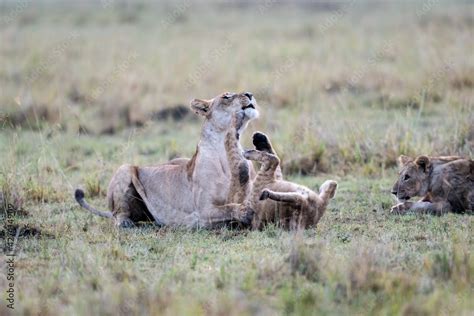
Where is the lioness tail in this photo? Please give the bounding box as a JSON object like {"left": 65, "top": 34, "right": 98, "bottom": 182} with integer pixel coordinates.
{"left": 74, "top": 189, "right": 113, "bottom": 218}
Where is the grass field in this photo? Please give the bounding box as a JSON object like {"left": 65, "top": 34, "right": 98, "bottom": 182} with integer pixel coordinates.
{"left": 0, "top": 1, "right": 473, "bottom": 315}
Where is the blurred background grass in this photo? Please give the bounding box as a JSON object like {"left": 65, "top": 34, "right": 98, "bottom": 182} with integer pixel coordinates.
{"left": 1, "top": 0, "right": 472, "bottom": 175}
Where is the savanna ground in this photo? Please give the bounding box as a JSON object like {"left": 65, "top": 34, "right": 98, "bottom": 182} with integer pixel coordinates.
{"left": 0, "top": 1, "right": 473, "bottom": 315}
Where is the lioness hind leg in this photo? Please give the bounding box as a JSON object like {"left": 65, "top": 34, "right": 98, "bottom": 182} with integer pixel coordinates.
{"left": 115, "top": 215, "right": 135, "bottom": 228}
{"left": 113, "top": 184, "right": 152, "bottom": 228}
{"left": 108, "top": 164, "right": 153, "bottom": 228}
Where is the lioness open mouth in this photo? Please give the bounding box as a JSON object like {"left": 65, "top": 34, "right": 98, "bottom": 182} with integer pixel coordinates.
{"left": 242, "top": 103, "right": 255, "bottom": 110}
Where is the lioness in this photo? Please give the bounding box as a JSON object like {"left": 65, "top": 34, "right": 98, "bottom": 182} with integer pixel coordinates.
{"left": 225, "top": 114, "right": 338, "bottom": 230}
{"left": 391, "top": 155, "right": 474, "bottom": 215}
{"left": 75, "top": 92, "right": 258, "bottom": 228}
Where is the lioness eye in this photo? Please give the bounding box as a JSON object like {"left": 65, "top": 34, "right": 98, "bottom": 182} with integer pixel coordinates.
{"left": 404, "top": 174, "right": 410, "bottom": 181}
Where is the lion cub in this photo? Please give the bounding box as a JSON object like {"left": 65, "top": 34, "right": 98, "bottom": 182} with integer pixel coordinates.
{"left": 225, "top": 113, "right": 338, "bottom": 230}
{"left": 391, "top": 155, "right": 474, "bottom": 215}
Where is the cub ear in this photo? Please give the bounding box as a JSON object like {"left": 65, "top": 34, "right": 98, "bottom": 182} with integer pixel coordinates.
{"left": 398, "top": 155, "right": 412, "bottom": 167}
{"left": 415, "top": 155, "right": 431, "bottom": 172}
{"left": 190, "top": 99, "right": 211, "bottom": 116}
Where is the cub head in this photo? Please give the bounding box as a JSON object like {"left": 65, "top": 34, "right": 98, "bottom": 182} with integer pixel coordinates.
{"left": 190, "top": 92, "right": 259, "bottom": 134}
{"left": 391, "top": 155, "right": 431, "bottom": 201}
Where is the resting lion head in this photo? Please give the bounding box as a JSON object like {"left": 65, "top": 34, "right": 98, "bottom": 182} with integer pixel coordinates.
{"left": 391, "top": 155, "right": 431, "bottom": 201}
{"left": 190, "top": 92, "right": 259, "bottom": 134}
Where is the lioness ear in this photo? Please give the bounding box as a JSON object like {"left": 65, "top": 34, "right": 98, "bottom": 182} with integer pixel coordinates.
{"left": 415, "top": 155, "right": 431, "bottom": 172}
{"left": 190, "top": 99, "right": 211, "bottom": 116}
{"left": 398, "top": 155, "right": 412, "bottom": 167}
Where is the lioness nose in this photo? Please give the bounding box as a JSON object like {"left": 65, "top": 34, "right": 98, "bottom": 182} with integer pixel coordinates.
{"left": 244, "top": 92, "right": 253, "bottom": 100}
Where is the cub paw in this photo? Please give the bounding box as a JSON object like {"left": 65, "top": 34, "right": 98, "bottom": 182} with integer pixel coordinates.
{"left": 259, "top": 189, "right": 270, "bottom": 200}
{"left": 252, "top": 132, "right": 272, "bottom": 152}
{"left": 390, "top": 203, "right": 407, "bottom": 215}
{"left": 320, "top": 180, "right": 338, "bottom": 199}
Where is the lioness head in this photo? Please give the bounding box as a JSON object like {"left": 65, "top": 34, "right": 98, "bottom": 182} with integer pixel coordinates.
{"left": 190, "top": 92, "right": 259, "bottom": 134}
{"left": 391, "top": 155, "right": 431, "bottom": 201}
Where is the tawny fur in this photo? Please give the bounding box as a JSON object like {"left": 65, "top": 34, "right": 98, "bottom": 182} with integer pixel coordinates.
{"left": 391, "top": 155, "right": 474, "bottom": 215}
{"left": 225, "top": 114, "right": 338, "bottom": 230}
{"left": 75, "top": 92, "right": 258, "bottom": 228}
